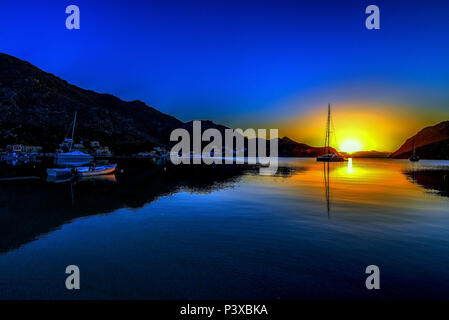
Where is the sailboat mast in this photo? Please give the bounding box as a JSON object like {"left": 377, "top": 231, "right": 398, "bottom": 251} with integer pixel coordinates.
{"left": 70, "top": 112, "right": 77, "bottom": 152}
{"left": 327, "top": 104, "right": 330, "bottom": 154}
{"left": 412, "top": 139, "right": 416, "bottom": 157}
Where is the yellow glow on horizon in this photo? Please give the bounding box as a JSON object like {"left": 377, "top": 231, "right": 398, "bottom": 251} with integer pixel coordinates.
{"left": 339, "top": 139, "right": 362, "bottom": 153}
{"left": 272, "top": 102, "right": 447, "bottom": 152}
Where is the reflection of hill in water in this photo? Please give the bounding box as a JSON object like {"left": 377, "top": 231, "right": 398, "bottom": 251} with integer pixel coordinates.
{"left": 404, "top": 169, "right": 449, "bottom": 198}
{"left": 0, "top": 163, "right": 247, "bottom": 254}
{"left": 245, "top": 165, "right": 303, "bottom": 179}
{"left": 272, "top": 166, "right": 299, "bottom": 178}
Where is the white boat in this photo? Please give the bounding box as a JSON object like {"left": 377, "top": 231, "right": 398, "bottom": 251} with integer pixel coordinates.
{"left": 47, "top": 167, "right": 74, "bottom": 177}
{"left": 75, "top": 164, "right": 117, "bottom": 177}
{"left": 316, "top": 104, "right": 345, "bottom": 162}
{"left": 56, "top": 150, "right": 93, "bottom": 163}
{"left": 55, "top": 112, "right": 93, "bottom": 165}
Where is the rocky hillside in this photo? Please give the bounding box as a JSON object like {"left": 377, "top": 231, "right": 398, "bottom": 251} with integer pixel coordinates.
{"left": 0, "top": 53, "right": 338, "bottom": 157}
{"left": 0, "top": 53, "right": 183, "bottom": 154}
{"left": 390, "top": 121, "right": 449, "bottom": 159}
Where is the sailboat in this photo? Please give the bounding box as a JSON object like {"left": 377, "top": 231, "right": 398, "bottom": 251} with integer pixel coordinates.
{"left": 409, "top": 138, "right": 420, "bottom": 162}
{"left": 55, "top": 112, "right": 93, "bottom": 165}
{"left": 316, "top": 104, "right": 345, "bottom": 162}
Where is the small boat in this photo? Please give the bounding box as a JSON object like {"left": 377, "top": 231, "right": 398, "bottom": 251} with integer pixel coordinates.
{"left": 409, "top": 139, "right": 420, "bottom": 162}
{"left": 75, "top": 164, "right": 117, "bottom": 177}
{"left": 47, "top": 167, "right": 74, "bottom": 177}
{"left": 316, "top": 104, "right": 345, "bottom": 162}
{"left": 56, "top": 150, "right": 93, "bottom": 164}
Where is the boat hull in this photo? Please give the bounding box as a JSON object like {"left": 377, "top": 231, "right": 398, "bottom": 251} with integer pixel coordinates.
{"left": 46, "top": 175, "right": 74, "bottom": 183}
{"left": 316, "top": 158, "right": 345, "bottom": 162}
{"left": 316, "top": 154, "right": 345, "bottom": 162}
{"left": 76, "top": 164, "right": 117, "bottom": 177}
{"left": 47, "top": 168, "right": 73, "bottom": 177}
{"left": 55, "top": 151, "right": 93, "bottom": 166}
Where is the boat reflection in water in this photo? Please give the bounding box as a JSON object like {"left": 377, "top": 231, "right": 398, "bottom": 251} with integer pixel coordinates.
{"left": 403, "top": 162, "right": 449, "bottom": 198}
{"left": 322, "top": 158, "right": 353, "bottom": 218}
{"left": 322, "top": 161, "right": 331, "bottom": 218}
{"left": 1, "top": 158, "right": 449, "bottom": 299}
{"left": 0, "top": 161, "right": 248, "bottom": 254}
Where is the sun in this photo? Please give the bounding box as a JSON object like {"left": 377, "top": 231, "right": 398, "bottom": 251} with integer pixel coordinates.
{"left": 339, "top": 139, "right": 362, "bottom": 153}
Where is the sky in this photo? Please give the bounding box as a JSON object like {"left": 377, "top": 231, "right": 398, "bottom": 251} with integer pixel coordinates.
{"left": 1, "top": 0, "right": 449, "bottom": 151}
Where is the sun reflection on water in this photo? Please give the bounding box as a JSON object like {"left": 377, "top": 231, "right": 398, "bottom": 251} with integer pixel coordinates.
{"left": 347, "top": 158, "right": 353, "bottom": 174}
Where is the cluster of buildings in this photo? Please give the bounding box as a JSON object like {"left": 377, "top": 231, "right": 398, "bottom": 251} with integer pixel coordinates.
{"left": 0, "top": 144, "right": 47, "bottom": 161}
{"left": 1, "top": 141, "right": 169, "bottom": 160}
{"left": 4, "top": 144, "right": 43, "bottom": 154}
{"left": 68, "top": 141, "right": 112, "bottom": 156}
{"left": 0, "top": 141, "right": 112, "bottom": 157}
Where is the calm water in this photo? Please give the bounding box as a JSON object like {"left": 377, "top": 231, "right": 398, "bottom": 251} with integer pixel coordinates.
{"left": 0, "top": 158, "right": 449, "bottom": 299}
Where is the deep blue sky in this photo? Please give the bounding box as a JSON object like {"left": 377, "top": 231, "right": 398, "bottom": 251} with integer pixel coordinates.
{"left": 1, "top": 0, "right": 449, "bottom": 131}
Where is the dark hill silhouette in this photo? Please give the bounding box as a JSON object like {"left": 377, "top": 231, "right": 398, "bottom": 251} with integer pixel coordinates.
{"left": 0, "top": 53, "right": 336, "bottom": 157}
{"left": 0, "top": 53, "right": 182, "bottom": 154}
{"left": 390, "top": 121, "right": 449, "bottom": 159}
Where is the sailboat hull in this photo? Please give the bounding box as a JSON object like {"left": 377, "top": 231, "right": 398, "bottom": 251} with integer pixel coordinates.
{"left": 55, "top": 151, "right": 93, "bottom": 166}
{"left": 47, "top": 168, "right": 73, "bottom": 177}
{"left": 316, "top": 156, "right": 345, "bottom": 162}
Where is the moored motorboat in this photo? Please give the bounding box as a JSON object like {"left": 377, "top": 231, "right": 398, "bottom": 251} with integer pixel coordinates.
{"left": 75, "top": 164, "right": 117, "bottom": 177}
{"left": 47, "top": 167, "right": 74, "bottom": 177}
{"left": 56, "top": 150, "right": 93, "bottom": 165}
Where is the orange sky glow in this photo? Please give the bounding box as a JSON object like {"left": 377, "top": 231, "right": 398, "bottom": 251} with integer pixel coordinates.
{"left": 273, "top": 102, "right": 449, "bottom": 152}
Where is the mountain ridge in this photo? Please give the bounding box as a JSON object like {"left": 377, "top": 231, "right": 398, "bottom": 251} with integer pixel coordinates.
{"left": 390, "top": 121, "right": 449, "bottom": 159}
{"left": 0, "top": 52, "right": 184, "bottom": 154}
{"left": 0, "top": 52, "right": 341, "bottom": 157}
